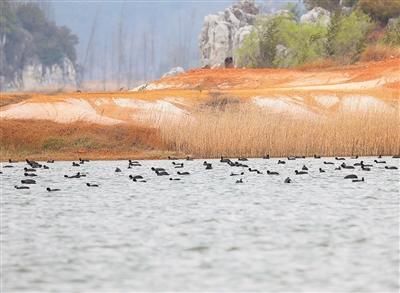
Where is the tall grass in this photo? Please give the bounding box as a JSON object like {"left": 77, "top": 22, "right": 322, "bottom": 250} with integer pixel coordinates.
{"left": 160, "top": 104, "right": 400, "bottom": 157}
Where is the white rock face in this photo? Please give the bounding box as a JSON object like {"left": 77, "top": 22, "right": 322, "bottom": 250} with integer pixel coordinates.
{"left": 162, "top": 67, "right": 185, "bottom": 78}
{"left": 300, "top": 7, "right": 331, "bottom": 26}
{"left": 21, "top": 57, "right": 77, "bottom": 91}
{"left": 199, "top": 0, "right": 260, "bottom": 67}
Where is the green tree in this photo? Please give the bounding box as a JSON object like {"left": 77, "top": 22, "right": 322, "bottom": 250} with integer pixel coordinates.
{"left": 358, "top": 0, "right": 400, "bottom": 24}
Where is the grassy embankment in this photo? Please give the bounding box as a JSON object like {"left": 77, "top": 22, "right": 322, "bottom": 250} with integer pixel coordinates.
{"left": 1, "top": 103, "right": 399, "bottom": 161}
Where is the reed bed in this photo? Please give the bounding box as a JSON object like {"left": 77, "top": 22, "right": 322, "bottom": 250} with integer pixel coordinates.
{"left": 160, "top": 104, "right": 400, "bottom": 158}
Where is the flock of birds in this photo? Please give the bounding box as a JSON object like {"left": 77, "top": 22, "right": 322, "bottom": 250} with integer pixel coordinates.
{"left": 2, "top": 154, "right": 399, "bottom": 192}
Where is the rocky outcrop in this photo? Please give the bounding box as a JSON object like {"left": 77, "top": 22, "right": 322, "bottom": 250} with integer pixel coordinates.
{"left": 1, "top": 56, "right": 77, "bottom": 91}
{"left": 300, "top": 7, "right": 331, "bottom": 26}
{"left": 162, "top": 67, "right": 185, "bottom": 78}
{"left": 199, "top": 0, "right": 260, "bottom": 67}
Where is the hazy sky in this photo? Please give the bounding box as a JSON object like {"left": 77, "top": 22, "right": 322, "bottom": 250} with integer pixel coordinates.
{"left": 50, "top": 0, "right": 295, "bottom": 82}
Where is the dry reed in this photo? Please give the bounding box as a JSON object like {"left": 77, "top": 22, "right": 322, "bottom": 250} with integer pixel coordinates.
{"left": 160, "top": 104, "right": 400, "bottom": 158}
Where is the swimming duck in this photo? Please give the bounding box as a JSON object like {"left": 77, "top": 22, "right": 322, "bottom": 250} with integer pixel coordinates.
{"left": 352, "top": 177, "right": 364, "bottom": 182}
{"left": 15, "top": 185, "right": 30, "bottom": 189}
{"left": 72, "top": 162, "right": 80, "bottom": 167}
{"left": 169, "top": 178, "right": 181, "bottom": 181}
{"left": 335, "top": 157, "right": 345, "bottom": 161}
{"left": 115, "top": 167, "right": 122, "bottom": 172}
{"left": 238, "top": 157, "right": 248, "bottom": 161}
{"left": 374, "top": 160, "right": 386, "bottom": 164}
{"left": 341, "top": 163, "right": 355, "bottom": 169}
{"left": 21, "top": 179, "right": 36, "bottom": 184}
{"left": 24, "top": 172, "right": 37, "bottom": 177}
{"left": 344, "top": 174, "right": 358, "bottom": 179}
{"left": 284, "top": 177, "right": 291, "bottom": 183}
{"left": 47, "top": 187, "right": 60, "bottom": 192}
{"left": 177, "top": 171, "right": 190, "bottom": 175}
{"left": 319, "top": 168, "right": 325, "bottom": 173}
{"left": 205, "top": 163, "right": 213, "bottom": 170}
{"left": 86, "top": 183, "right": 99, "bottom": 187}
{"left": 236, "top": 178, "right": 243, "bottom": 183}
{"left": 47, "top": 160, "right": 55, "bottom": 163}
{"left": 277, "top": 160, "right": 286, "bottom": 164}
{"left": 24, "top": 167, "right": 36, "bottom": 172}
{"left": 302, "top": 165, "right": 308, "bottom": 171}
{"left": 385, "top": 166, "right": 398, "bottom": 170}
{"left": 295, "top": 170, "right": 308, "bottom": 175}
{"left": 324, "top": 161, "right": 334, "bottom": 165}
{"left": 230, "top": 172, "right": 244, "bottom": 176}
{"left": 267, "top": 170, "right": 279, "bottom": 175}
{"left": 313, "top": 155, "right": 321, "bottom": 159}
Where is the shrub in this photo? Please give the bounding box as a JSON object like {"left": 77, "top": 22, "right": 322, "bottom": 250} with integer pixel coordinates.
{"left": 383, "top": 18, "right": 400, "bottom": 46}
{"left": 327, "top": 11, "right": 374, "bottom": 63}
{"left": 360, "top": 44, "right": 400, "bottom": 61}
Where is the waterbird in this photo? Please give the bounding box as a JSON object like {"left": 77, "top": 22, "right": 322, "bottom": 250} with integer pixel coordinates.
{"left": 352, "top": 177, "right": 364, "bottom": 182}
{"left": 236, "top": 178, "right": 243, "bottom": 184}
{"left": 278, "top": 160, "right": 286, "bottom": 164}
{"left": 374, "top": 160, "right": 386, "bottom": 164}
{"left": 230, "top": 172, "right": 244, "bottom": 176}
{"left": 319, "top": 168, "right": 325, "bottom": 173}
{"left": 64, "top": 172, "right": 84, "bottom": 179}
{"left": 385, "top": 166, "right": 398, "bottom": 170}
{"left": 47, "top": 160, "right": 55, "bottom": 163}
{"left": 238, "top": 157, "right": 248, "bottom": 161}
{"left": 86, "top": 183, "right": 99, "bottom": 187}
{"left": 151, "top": 167, "right": 166, "bottom": 172}
{"left": 344, "top": 174, "right": 358, "bottom": 179}
{"left": 24, "top": 167, "right": 36, "bottom": 172}
{"left": 341, "top": 163, "right": 354, "bottom": 169}
{"left": 3, "top": 165, "right": 13, "bottom": 168}
{"left": 248, "top": 168, "right": 262, "bottom": 174}
{"left": 47, "top": 187, "right": 60, "bottom": 192}
{"left": 169, "top": 178, "right": 181, "bottom": 181}
{"left": 284, "top": 177, "right": 291, "bottom": 183}
{"left": 21, "top": 179, "right": 36, "bottom": 184}
{"left": 72, "top": 162, "right": 80, "bottom": 167}
{"left": 295, "top": 170, "right": 308, "bottom": 175}
{"left": 129, "top": 175, "right": 144, "bottom": 180}
{"left": 335, "top": 157, "right": 345, "bottom": 160}
{"left": 287, "top": 156, "right": 296, "bottom": 160}
{"left": 115, "top": 167, "right": 122, "bottom": 172}
{"left": 302, "top": 165, "right": 308, "bottom": 171}
{"left": 26, "top": 159, "right": 42, "bottom": 168}
{"left": 296, "top": 156, "right": 306, "bottom": 159}
{"left": 267, "top": 170, "right": 279, "bottom": 175}
{"left": 8, "top": 159, "right": 17, "bottom": 163}
{"left": 263, "top": 154, "right": 270, "bottom": 159}
{"left": 186, "top": 156, "right": 193, "bottom": 161}
{"left": 220, "top": 157, "right": 231, "bottom": 163}
{"left": 168, "top": 156, "right": 178, "bottom": 160}
{"left": 324, "top": 161, "right": 334, "bottom": 165}
{"left": 79, "top": 158, "right": 90, "bottom": 163}
{"left": 361, "top": 166, "right": 371, "bottom": 171}
{"left": 43, "top": 165, "right": 49, "bottom": 169}
{"left": 177, "top": 171, "right": 190, "bottom": 175}
{"left": 15, "top": 185, "right": 30, "bottom": 189}
{"left": 314, "top": 155, "right": 321, "bottom": 159}
{"left": 24, "top": 172, "right": 37, "bottom": 177}
{"left": 205, "top": 163, "right": 213, "bottom": 170}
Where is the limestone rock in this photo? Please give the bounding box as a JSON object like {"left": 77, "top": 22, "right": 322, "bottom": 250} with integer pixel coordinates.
{"left": 300, "top": 7, "right": 331, "bottom": 26}
{"left": 162, "top": 67, "right": 185, "bottom": 78}
{"left": 199, "top": 0, "right": 260, "bottom": 67}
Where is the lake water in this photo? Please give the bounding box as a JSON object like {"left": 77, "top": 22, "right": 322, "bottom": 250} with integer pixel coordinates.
{"left": 1, "top": 157, "right": 399, "bottom": 292}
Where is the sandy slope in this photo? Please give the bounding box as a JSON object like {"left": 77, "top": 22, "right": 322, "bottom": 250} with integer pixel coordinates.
{"left": 1, "top": 59, "right": 399, "bottom": 125}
